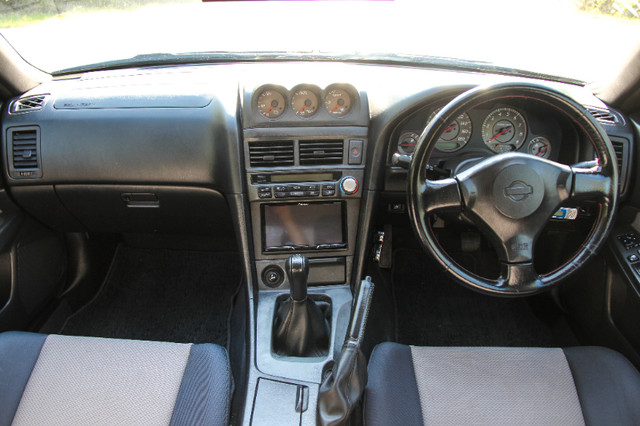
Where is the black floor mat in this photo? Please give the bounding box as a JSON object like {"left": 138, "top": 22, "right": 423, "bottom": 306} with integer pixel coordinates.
{"left": 393, "top": 249, "right": 559, "bottom": 347}
{"left": 61, "top": 246, "right": 241, "bottom": 346}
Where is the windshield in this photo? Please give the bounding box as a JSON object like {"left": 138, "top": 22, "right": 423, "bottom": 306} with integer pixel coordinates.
{"left": 1, "top": 0, "right": 639, "bottom": 83}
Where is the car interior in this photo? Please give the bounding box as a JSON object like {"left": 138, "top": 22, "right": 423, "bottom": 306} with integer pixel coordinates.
{"left": 1, "top": 2, "right": 640, "bottom": 424}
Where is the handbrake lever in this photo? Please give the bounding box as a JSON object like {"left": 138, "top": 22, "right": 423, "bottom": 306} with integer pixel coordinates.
{"left": 317, "top": 277, "right": 374, "bottom": 426}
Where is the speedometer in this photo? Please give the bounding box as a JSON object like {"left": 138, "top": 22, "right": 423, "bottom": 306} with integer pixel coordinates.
{"left": 428, "top": 108, "right": 472, "bottom": 152}
{"left": 481, "top": 107, "right": 527, "bottom": 153}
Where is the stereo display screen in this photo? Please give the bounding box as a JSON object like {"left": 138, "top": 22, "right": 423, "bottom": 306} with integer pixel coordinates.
{"left": 263, "top": 202, "right": 345, "bottom": 251}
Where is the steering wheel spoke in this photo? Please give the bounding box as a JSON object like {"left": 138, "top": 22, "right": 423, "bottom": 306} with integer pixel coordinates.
{"left": 571, "top": 164, "right": 613, "bottom": 201}
{"left": 498, "top": 262, "right": 542, "bottom": 291}
{"left": 422, "top": 178, "right": 463, "bottom": 214}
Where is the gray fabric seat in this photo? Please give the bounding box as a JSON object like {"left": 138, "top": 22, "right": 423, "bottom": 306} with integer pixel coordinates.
{"left": 0, "top": 331, "right": 232, "bottom": 426}
{"left": 365, "top": 343, "right": 640, "bottom": 426}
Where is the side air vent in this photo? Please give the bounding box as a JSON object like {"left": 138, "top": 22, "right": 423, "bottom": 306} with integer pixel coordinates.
{"left": 8, "top": 127, "right": 42, "bottom": 179}
{"left": 248, "top": 140, "right": 294, "bottom": 167}
{"left": 612, "top": 140, "right": 624, "bottom": 172}
{"left": 610, "top": 136, "right": 630, "bottom": 196}
{"left": 587, "top": 107, "right": 621, "bottom": 126}
{"left": 299, "top": 139, "right": 344, "bottom": 165}
{"left": 10, "top": 95, "right": 47, "bottom": 113}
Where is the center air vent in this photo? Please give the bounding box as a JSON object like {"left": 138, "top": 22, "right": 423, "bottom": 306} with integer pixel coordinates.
{"left": 248, "top": 141, "right": 294, "bottom": 167}
{"left": 8, "top": 127, "right": 42, "bottom": 179}
{"left": 10, "top": 95, "right": 47, "bottom": 113}
{"left": 299, "top": 140, "right": 344, "bottom": 165}
{"left": 586, "top": 107, "right": 620, "bottom": 126}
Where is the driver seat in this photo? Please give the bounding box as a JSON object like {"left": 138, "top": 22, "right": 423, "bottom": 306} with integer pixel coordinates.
{"left": 365, "top": 343, "right": 640, "bottom": 425}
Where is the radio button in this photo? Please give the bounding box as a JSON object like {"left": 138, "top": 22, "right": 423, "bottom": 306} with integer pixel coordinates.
{"left": 275, "top": 192, "right": 287, "bottom": 198}
{"left": 308, "top": 191, "right": 320, "bottom": 196}
{"left": 290, "top": 191, "right": 305, "bottom": 197}
{"left": 322, "top": 189, "right": 336, "bottom": 196}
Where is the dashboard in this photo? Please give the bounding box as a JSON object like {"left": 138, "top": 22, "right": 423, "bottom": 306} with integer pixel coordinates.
{"left": 0, "top": 62, "right": 636, "bottom": 290}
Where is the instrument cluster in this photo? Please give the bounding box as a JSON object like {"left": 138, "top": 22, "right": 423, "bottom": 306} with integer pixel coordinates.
{"left": 393, "top": 102, "right": 559, "bottom": 161}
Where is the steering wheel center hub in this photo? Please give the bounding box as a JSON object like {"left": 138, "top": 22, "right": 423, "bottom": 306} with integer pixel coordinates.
{"left": 492, "top": 164, "right": 544, "bottom": 219}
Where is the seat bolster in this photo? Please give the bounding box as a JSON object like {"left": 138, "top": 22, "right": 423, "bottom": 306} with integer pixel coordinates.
{"left": 364, "top": 342, "right": 423, "bottom": 426}
{"left": 170, "top": 343, "right": 233, "bottom": 426}
{"left": 564, "top": 347, "right": 640, "bottom": 426}
{"left": 0, "top": 331, "right": 47, "bottom": 426}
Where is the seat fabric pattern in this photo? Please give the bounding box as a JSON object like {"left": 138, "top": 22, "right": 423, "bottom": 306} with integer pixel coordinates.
{"left": 0, "top": 332, "right": 232, "bottom": 426}
{"left": 365, "top": 342, "right": 640, "bottom": 426}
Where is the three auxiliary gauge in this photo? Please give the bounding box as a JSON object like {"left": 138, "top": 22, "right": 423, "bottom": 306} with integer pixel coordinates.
{"left": 256, "top": 85, "right": 355, "bottom": 119}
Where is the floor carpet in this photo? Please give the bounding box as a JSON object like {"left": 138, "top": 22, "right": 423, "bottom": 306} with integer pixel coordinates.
{"left": 61, "top": 246, "right": 241, "bottom": 346}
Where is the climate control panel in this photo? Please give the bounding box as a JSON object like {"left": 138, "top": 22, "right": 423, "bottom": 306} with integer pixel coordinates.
{"left": 248, "top": 171, "right": 363, "bottom": 202}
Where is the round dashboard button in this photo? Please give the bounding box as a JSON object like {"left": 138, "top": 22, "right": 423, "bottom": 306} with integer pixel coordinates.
{"left": 340, "top": 176, "right": 359, "bottom": 195}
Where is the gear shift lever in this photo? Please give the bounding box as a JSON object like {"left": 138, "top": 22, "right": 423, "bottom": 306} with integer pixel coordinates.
{"left": 286, "top": 254, "right": 308, "bottom": 301}
{"left": 272, "top": 254, "right": 330, "bottom": 357}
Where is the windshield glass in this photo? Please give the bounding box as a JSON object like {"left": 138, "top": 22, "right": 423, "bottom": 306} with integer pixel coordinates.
{"left": 0, "top": 0, "right": 638, "bottom": 83}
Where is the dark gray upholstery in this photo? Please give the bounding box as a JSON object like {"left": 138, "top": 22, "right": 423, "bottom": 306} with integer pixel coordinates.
{"left": 365, "top": 343, "right": 640, "bottom": 426}
{"left": 0, "top": 332, "right": 232, "bottom": 426}
{"left": 564, "top": 347, "right": 640, "bottom": 426}
{"left": 0, "top": 332, "right": 46, "bottom": 426}
{"left": 170, "top": 344, "right": 233, "bottom": 426}
{"left": 364, "top": 342, "right": 423, "bottom": 426}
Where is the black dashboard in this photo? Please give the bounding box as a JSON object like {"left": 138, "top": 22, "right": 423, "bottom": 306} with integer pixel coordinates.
{"left": 0, "top": 62, "right": 636, "bottom": 290}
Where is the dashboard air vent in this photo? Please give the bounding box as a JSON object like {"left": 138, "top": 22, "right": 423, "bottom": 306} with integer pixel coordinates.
{"left": 299, "top": 140, "right": 344, "bottom": 165}
{"left": 587, "top": 107, "right": 620, "bottom": 126}
{"left": 612, "top": 140, "right": 624, "bottom": 172}
{"left": 8, "top": 127, "right": 42, "bottom": 179}
{"left": 11, "top": 95, "right": 46, "bottom": 113}
{"left": 609, "top": 136, "right": 630, "bottom": 196}
{"left": 248, "top": 140, "right": 294, "bottom": 167}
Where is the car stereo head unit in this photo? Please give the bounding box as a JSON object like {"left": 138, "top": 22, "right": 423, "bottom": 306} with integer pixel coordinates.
{"left": 262, "top": 201, "right": 346, "bottom": 252}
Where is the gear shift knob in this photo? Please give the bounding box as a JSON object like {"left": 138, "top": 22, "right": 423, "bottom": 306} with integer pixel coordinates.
{"left": 286, "top": 254, "right": 309, "bottom": 301}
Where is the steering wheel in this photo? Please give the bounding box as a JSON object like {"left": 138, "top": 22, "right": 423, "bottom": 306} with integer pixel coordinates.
{"left": 406, "top": 82, "right": 618, "bottom": 296}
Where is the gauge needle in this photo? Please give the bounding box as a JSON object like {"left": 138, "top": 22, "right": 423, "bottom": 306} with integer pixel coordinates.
{"left": 442, "top": 124, "right": 456, "bottom": 134}
{"left": 487, "top": 126, "right": 512, "bottom": 143}
{"left": 537, "top": 146, "right": 548, "bottom": 156}
{"left": 265, "top": 105, "right": 274, "bottom": 115}
{"left": 331, "top": 104, "right": 340, "bottom": 113}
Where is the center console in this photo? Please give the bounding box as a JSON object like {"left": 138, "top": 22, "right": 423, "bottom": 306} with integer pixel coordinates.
{"left": 248, "top": 165, "right": 365, "bottom": 290}
{"left": 241, "top": 82, "right": 370, "bottom": 424}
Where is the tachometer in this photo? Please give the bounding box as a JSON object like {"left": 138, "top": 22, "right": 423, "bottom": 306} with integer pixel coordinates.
{"left": 257, "top": 89, "right": 286, "bottom": 119}
{"left": 291, "top": 88, "right": 319, "bottom": 118}
{"left": 428, "top": 108, "right": 473, "bottom": 152}
{"left": 482, "top": 107, "right": 527, "bottom": 153}
{"left": 528, "top": 136, "right": 551, "bottom": 158}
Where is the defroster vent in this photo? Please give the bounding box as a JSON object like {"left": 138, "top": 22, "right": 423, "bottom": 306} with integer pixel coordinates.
{"left": 8, "top": 127, "right": 41, "bottom": 179}
{"left": 587, "top": 107, "right": 621, "bottom": 126}
{"left": 299, "top": 139, "right": 344, "bottom": 165}
{"left": 249, "top": 140, "right": 294, "bottom": 167}
{"left": 10, "top": 95, "right": 46, "bottom": 113}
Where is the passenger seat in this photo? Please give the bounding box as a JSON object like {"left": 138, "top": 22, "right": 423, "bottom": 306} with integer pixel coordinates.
{"left": 0, "top": 332, "right": 232, "bottom": 426}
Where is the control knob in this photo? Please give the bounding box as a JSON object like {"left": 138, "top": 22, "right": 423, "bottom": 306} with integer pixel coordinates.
{"left": 340, "top": 176, "right": 359, "bottom": 195}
